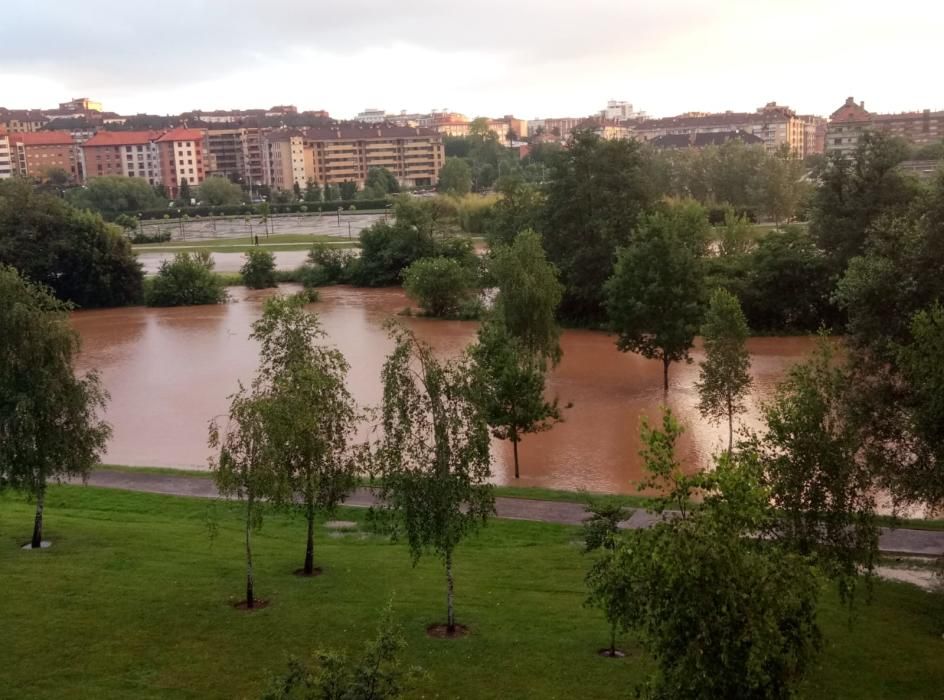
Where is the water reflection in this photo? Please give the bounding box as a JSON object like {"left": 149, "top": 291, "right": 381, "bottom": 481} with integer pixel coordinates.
{"left": 72, "top": 286, "right": 814, "bottom": 494}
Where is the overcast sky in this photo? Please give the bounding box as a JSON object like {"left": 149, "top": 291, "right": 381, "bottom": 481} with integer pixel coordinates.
{"left": 2, "top": 1, "right": 940, "bottom": 120}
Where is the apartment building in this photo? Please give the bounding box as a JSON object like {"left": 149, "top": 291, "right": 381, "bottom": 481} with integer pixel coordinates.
{"left": 82, "top": 130, "right": 163, "bottom": 183}
{"left": 8, "top": 131, "right": 81, "bottom": 181}
{"left": 0, "top": 109, "right": 47, "bottom": 133}
{"left": 801, "top": 115, "right": 827, "bottom": 156}
{"left": 304, "top": 124, "right": 444, "bottom": 188}
{"left": 262, "top": 131, "right": 312, "bottom": 190}
{"left": 206, "top": 127, "right": 257, "bottom": 182}
{"left": 155, "top": 128, "right": 209, "bottom": 197}
{"left": 648, "top": 130, "right": 764, "bottom": 150}
{"left": 0, "top": 128, "right": 12, "bottom": 179}
{"left": 634, "top": 102, "right": 807, "bottom": 157}
{"left": 827, "top": 97, "right": 944, "bottom": 158}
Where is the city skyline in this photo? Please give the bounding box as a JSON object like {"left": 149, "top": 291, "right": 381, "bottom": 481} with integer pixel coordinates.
{"left": 3, "top": 1, "right": 942, "bottom": 120}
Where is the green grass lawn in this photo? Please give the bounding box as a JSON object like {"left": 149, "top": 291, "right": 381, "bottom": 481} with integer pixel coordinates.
{"left": 2, "top": 487, "right": 941, "bottom": 699}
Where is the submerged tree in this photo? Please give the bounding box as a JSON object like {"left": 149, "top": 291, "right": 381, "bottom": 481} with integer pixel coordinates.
{"left": 605, "top": 201, "right": 707, "bottom": 391}
{"left": 470, "top": 320, "right": 561, "bottom": 479}
{"left": 251, "top": 296, "right": 360, "bottom": 576}
{"left": 209, "top": 384, "right": 280, "bottom": 609}
{"left": 373, "top": 324, "right": 494, "bottom": 634}
{"left": 696, "top": 288, "right": 753, "bottom": 453}
{"left": 0, "top": 266, "right": 111, "bottom": 549}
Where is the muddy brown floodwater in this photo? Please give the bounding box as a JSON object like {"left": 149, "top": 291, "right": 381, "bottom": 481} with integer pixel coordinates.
{"left": 72, "top": 285, "right": 816, "bottom": 494}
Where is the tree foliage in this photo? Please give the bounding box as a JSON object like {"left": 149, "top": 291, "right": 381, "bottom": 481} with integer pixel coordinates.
{"left": 469, "top": 320, "right": 561, "bottom": 479}
{"left": 402, "top": 257, "right": 478, "bottom": 318}
{"left": 68, "top": 175, "right": 166, "bottom": 219}
{"left": 241, "top": 249, "right": 278, "bottom": 289}
{"left": 144, "top": 251, "right": 228, "bottom": 306}
{"left": 696, "top": 289, "right": 753, "bottom": 452}
{"left": 0, "top": 266, "right": 111, "bottom": 548}
{"left": 605, "top": 201, "right": 707, "bottom": 390}
{"left": 361, "top": 167, "right": 400, "bottom": 199}
{"left": 0, "top": 180, "right": 143, "bottom": 308}
{"left": 484, "top": 176, "right": 545, "bottom": 248}
{"left": 437, "top": 158, "right": 473, "bottom": 196}
{"left": 372, "top": 325, "right": 494, "bottom": 633}
{"left": 251, "top": 296, "right": 360, "bottom": 575}
{"left": 488, "top": 229, "right": 563, "bottom": 365}
{"left": 199, "top": 176, "right": 245, "bottom": 206}
{"left": 543, "top": 131, "right": 656, "bottom": 323}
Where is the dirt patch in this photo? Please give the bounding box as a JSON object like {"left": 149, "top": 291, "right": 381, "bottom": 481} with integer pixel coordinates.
{"left": 426, "top": 623, "right": 470, "bottom": 639}
{"left": 877, "top": 566, "right": 940, "bottom": 591}
{"left": 325, "top": 520, "right": 358, "bottom": 530}
{"left": 597, "top": 648, "right": 627, "bottom": 658}
{"left": 231, "top": 599, "right": 271, "bottom": 611}
{"left": 293, "top": 567, "right": 324, "bottom": 577}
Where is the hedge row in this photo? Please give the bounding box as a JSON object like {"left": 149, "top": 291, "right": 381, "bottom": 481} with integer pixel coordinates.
{"left": 130, "top": 199, "right": 392, "bottom": 220}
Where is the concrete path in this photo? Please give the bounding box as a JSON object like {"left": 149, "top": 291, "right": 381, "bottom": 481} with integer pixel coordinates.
{"left": 76, "top": 470, "right": 944, "bottom": 558}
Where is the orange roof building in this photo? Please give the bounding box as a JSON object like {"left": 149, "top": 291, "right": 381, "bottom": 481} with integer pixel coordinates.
{"left": 8, "top": 130, "right": 80, "bottom": 181}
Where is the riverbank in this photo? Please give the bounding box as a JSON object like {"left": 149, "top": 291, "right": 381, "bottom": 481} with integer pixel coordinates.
{"left": 1, "top": 486, "right": 941, "bottom": 699}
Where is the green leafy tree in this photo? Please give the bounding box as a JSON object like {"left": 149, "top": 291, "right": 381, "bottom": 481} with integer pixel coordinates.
{"left": 489, "top": 229, "right": 563, "bottom": 365}
{"left": 241, "top": 249, "right": 277, "bottom": 289}
{"left": 605, "top": 202, "right": 708, "bottom": 390}
{"left": 293, "top": 182, "right": 303, "bottom": 201}
{"left": 469, "top": 321, "right": 561, "bottom": 479}
{"left": 178, "top": 179, "right": 192, "bottom": 205}
{"left": 582, "top": 497, "right": 633, "bottom": 657}
{"left": 717, "top": 206, "right": 754, "bottom": 257}
{"left": 251, "top": 296, "right": 360, "bottom": 575}
{"left": 543, "top": 131, "right": 656, "bottom": 323}
{"left": 760, "top": 144, "right": 808, "bottom": 227}
{"left": 756, "top": 337, "right": 878, "bottom": 604}
{"left": 67, "top": 175, "right": 165, "bottom": 218}
{"left": 258, "top": 202, "right": 272, "bottom": 237}
{"left": 437, "top": 158, "right": 473, "bottom": 196}
{"left": 209, "top": 384, "right": 280, "bottom": 609}
{"left": 696, "top": 289, "right": 753, "bottom": 453}
{"left": 362, "top": 167, "right": 400, "bottom": 199}
{"left": 304, "top": 179, "right": 323, "bottom": 203}
{"left": 0, "top": 180, "right": 143, "bottom": 307}
{"left": 324, "top": 183, "right": 340, "bottom": 202}
{"left": 484, "top": 176, "right": 545, "bottom": 247}
{"left": 261, "top": 602, "right": 422, "bottom": 700}
{"left": 600, "top": 445, "right": 821, "bottom": 699}
{"left": 339, "top": 181, "right": 358, "bottom": 201}
{"left": 0, "top": 266, "right": 111, "bottom": 548}
{"left": 144, "top": 251, "right": 227, "bottom": 306}
{"left": 199, "top": 176, "right": 245, "bottom": 206}
{"left": 402, "top": 257, "right": 477, "bottom": 318}
{"left": 373, "top": 325, "right": 494, "bottom": 634}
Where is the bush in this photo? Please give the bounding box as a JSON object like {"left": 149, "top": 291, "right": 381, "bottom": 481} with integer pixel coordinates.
{"left": 240, "top": 249, "right": 277, "bottom": 289}
{"left": 298, "top": 244, "right": 357, "bottom": 287}
{"left": 144, "top": 251, "right": 228, "bottom": 307}
{"left": 129, "top": 199, "right": 389, "bottom": 220}
{"left": 402, "top": 257, "right": 478, "bottom": 318}
{"left": 130, "top": 230, "right": 172, "bottom": 244}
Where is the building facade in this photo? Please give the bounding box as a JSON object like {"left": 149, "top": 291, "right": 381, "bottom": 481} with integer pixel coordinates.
{"left": 827, "top": 96, "right": 944, "bottom": 159}
{"left": 0, "top": 128, "right": 12, "bottom": 179}
{"left": 634, "top": 102, "right": 807, "bottom": 157}
{"left": 8, "top": 131, "right": 81, "bottom": 181}
{"left": 0, "top": 109, "right": 47, "bottom": 133}
{"left": 82, "top": 131, "right": 163, "bottom": 183}
{"left": 155, "top": 128, "right": 209, "bottom": 197}
{"left": 262, "top": 131, "right": 312, "bottom": 190}
{"left": 304, "top": 124, "right": 444, "bottom": 188}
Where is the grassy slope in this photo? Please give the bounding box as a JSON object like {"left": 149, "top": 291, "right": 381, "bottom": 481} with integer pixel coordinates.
{"left": 2, "top": 487, "right": 942, "bottom": 700}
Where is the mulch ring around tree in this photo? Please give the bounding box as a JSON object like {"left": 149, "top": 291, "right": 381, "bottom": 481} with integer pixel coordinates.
{"left": 231, "top": 599, "right": 271, "bottom": 611}
{"left": 293, "top": 567, "right": 324, "bottom": 577}
{"left": 426, "top": 623, "right": 470, "bottom": 639}
{"left": 597, "top": 648, "right": 627, "bottom": 658}
{"left": 21, "top": 541, "right": 52, "bottom": 550}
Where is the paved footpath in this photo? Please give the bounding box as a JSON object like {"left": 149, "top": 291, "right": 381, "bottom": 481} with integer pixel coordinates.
{"left": 78, "top": 470, "right": 944, "bottom": 558}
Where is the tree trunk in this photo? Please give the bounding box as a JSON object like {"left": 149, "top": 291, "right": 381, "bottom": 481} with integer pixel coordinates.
{"left": 512, "top": 434, "right": 520, "bottom": 479}
{"left": 304, "top": 497, "right": 315, "bottom": 575}
{"left": 662, "top": 357, "right": 670, "bottom": 393}
{"left": 445, "top": 549, "right": 456, "bottom": 633}
{"left": 727, "top": 395, "right": 734, "bottom": 456}
{"left": 31, "top": 481, "right": 46, "bottom": 549}
{"left": 610, "top": 622, "right": 617, "bottom": 656}
{"left": 245, "top": 495, "right": 255, "bottom": 608}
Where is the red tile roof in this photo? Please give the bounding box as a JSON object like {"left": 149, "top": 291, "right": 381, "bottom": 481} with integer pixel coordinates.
{"left": 84, "top": 130, "right": 161, "bottom": 147}
{"left": 155, "top": 128, "right": 206, "bottom": 143}
{"left": 8, "top": 131, "right": 75, "bottom": 146}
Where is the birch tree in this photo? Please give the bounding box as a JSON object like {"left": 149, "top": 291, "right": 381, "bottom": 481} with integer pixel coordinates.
{"left": 373, "top": 324, "right": 493, "bottom": 635}
{"left": 0, "top": 265, "right": 110, "bottom": 549}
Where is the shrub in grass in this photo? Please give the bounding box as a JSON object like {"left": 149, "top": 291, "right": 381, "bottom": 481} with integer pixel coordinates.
{"left": 144, "top": 251, "right": 228, "bottom": 306}
{"left": 240, "top": 249, "right": 277, "bottom": 289}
